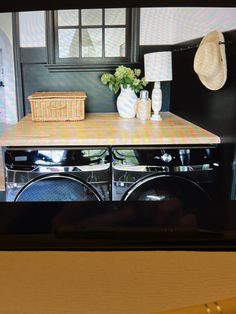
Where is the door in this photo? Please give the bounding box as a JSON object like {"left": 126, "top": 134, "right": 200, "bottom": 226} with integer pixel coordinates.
{"left": 15, "top": 174, "right": 102, "bottom": 202}
{"left": 122, "top": 174, "right": 212, "bottom": 229}
{"left": 0, "top": 49, "right": 5, "bottom": 122}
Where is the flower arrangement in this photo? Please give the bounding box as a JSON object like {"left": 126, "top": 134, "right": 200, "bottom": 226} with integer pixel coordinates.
{"left": 101, "top": 65, "right": 148, "bottom": 93}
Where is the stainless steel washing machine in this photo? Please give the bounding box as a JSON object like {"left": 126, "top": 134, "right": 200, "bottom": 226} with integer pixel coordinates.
{"left": 112, "top": 146, "right": 220, "bottom": 229}
{"left": 112, "top": 146, "right": 220, "bottom": 201}
{"left": 5, "top": 147, "right": 111, "bottom": 202}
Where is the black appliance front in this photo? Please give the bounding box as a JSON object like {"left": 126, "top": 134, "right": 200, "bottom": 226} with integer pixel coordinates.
{"left": 5, "top": 147, "right": 111, "bottom": 202}
{"left": 0, "top": 145, "right": 227, "bottom": 250}
{"left": 112, "top": 146, "right": 221, "bottom": 231}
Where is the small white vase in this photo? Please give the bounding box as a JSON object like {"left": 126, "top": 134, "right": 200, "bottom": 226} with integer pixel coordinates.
{"left": 116, "top": 86, "right": 138, "bottom": 118}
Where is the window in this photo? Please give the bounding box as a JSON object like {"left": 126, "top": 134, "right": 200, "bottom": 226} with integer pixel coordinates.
{"left": 19, "top": 11, "right": 46, "bottom": 47}
{"left": 55, "top": 8, "right": 130, "bottom": 64}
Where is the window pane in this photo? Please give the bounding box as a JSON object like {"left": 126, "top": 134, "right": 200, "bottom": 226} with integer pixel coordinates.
{"left": 82, "top": 29, "right": 102, "bottom": 57}
{"left": 19, "top": 11, "right": 46, "bottom": 47}
{"left": 81, "top": 9, "right": 102, "bottom": 26}
{"left": 105, "top": 9, "right": 126, "bottom": 25}
{"left": 105, "top": 28, "right": 126, "bottom": 57}
{"left": 58, "top": 29, "right": 79, "bottom": 58}
{"left": 58, "top": 10, "right": 79, "bottom": 26}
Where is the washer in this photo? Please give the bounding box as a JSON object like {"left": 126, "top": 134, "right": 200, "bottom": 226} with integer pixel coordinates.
{"left": 112, "top": 146, "right": 221, "bottom": 229}
{"left": 112, "top": 146, "right": 220, "bottom": 201}
{"left": 5, "top": 147, "right": 111, "bottom": 202}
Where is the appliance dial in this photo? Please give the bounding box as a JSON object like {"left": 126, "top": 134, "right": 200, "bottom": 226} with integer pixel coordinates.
{"left": 161, "top": 153, "right": 172, "bottom": 163}
{"left": 51, "top": 152, "right": 62, "bottom": 163}
{"left": 155, "top": 153, "right": 172, "bottom": 163}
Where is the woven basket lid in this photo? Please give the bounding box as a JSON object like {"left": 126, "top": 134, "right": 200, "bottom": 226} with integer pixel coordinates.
{"left": 28, "top": 91, "right": 87, "bottom": 99}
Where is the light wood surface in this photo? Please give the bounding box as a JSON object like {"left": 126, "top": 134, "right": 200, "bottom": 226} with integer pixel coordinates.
{"left": 0, "top": 251, "right": 236, "bottom": 314}
{"left": 0, "top": 112, "right": 220, "bottom": 147}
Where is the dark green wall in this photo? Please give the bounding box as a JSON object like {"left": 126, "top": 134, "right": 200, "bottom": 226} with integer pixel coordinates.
{"left": 22, "top": 64, "right": 118, "bottom": 114}
{"left": 21, "top": 60, "right": 170, "bottom": 115}
{"left": 170, "top": 30, "right": 236, "bottom": 142}
{"left": 170, "top": 30, "right": 236, "bottom": 202}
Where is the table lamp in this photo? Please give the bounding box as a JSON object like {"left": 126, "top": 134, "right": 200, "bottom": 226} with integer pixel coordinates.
{"left": 144, "top": 51, "right": 172, "bottom": 121}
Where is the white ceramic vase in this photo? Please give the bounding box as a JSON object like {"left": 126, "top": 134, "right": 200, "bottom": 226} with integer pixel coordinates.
{"left": 116, "top": 86, "right": 138, "bottom": 118}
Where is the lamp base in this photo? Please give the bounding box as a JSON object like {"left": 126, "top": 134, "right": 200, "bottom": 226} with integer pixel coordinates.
{"left": 151, "top": 82, "right": 162, "bottom": 121}
{"left": 151, "top": 113, "right": 162, "bottom": 121}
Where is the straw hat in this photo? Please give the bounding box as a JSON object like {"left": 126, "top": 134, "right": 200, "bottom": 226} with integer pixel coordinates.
{"left": 194, "top": 31, "right": 227, "bottom": 90}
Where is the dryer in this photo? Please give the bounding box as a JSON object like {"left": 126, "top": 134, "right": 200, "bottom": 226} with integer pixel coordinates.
{"left": 112, "top": 146, "right": 220, "bottom": 200}
{"left": 112, "top": 146, "right": 221, "bottom": 228}
{"left": 5, "top": 147, "right": 111, "bottom": 202}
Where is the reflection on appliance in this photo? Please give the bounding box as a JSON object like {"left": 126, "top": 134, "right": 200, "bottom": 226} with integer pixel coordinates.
{"left": 112, "top": 147, "right": 220, "bottom": 229}
{"left": 5, "top": 148, "right": 111, "bottom": 202}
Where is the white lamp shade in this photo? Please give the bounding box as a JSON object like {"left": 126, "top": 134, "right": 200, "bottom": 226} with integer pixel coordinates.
{"left": 144, "top": 51, "right": 172, "bottom": 82}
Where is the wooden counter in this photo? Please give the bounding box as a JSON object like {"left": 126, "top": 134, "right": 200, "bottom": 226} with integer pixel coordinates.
{"left": 0, "top": 112, "right": 220, "bottom": 147}
{"left": 1, "top": 251, "right": 236, "bottom": 314}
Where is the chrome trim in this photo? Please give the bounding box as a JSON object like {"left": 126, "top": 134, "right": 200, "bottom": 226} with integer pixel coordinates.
{"left": 5, "top": 165, "right": 40, "bottom": 173}
{"left": 5, "top": 164, "right": 110, "bottom": 173}
{"left": 112, "top": 164, "right": 169, "bottom": 172}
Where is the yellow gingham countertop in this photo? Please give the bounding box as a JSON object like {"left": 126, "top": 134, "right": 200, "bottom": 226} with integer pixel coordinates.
{"left": 0, "top": 112, "right": 220, "bottom": 147}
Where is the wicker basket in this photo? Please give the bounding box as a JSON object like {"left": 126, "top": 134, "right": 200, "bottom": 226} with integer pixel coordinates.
{"left": 28, "top": 91, "right": 87, "bottom": 122}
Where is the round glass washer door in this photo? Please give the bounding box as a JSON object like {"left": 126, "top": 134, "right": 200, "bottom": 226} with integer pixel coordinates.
{"left": 121, "top": 175, "right": 211, "bottom": 228}
{"left": 122, "top": 174, "right": 210, "bottom": 202}
{"left": 15, "top": 174, "right": 101, "bottom": 202}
